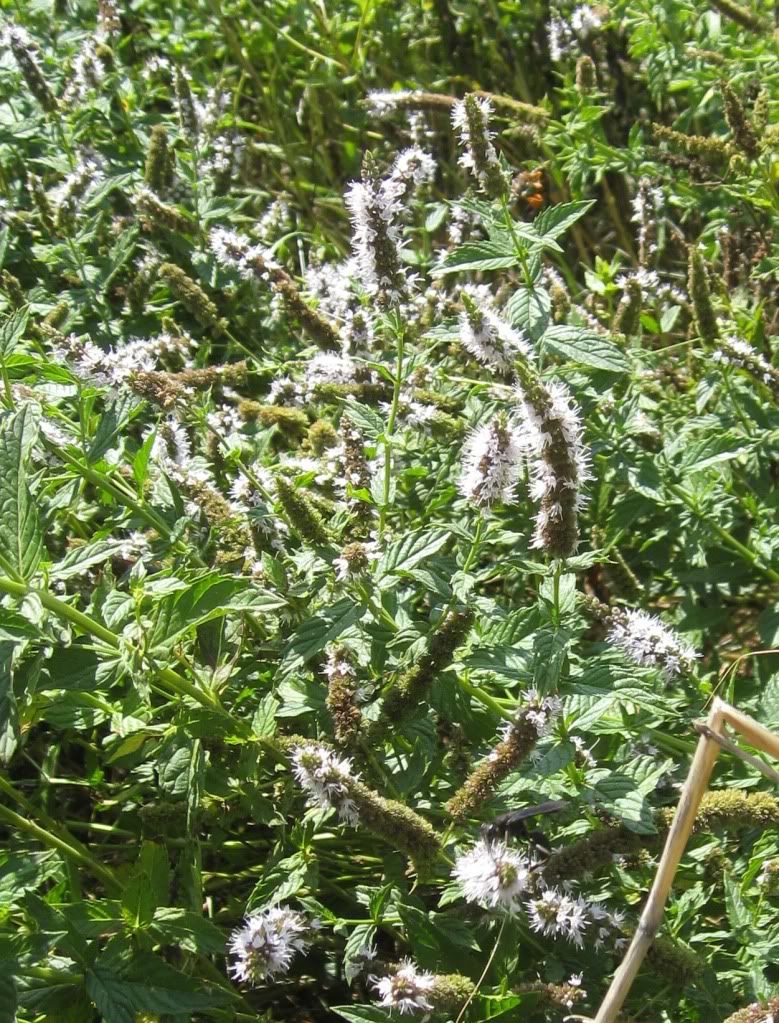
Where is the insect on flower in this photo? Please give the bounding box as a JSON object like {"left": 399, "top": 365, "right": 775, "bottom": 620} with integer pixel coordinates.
{"left": 481, "top": 799, "right": 569, "bottom": 858}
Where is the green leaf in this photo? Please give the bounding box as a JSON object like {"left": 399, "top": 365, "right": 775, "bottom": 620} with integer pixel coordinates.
{"left": 723, "top": 873, "right": 752, "bottom": 934}
{"left": 151, "top": 573, "right": 285, "bottom": 650}
{"left": 122, "top": 843, "right": 170, "bottom": 928}
{"left": 278, "top": 598, "right": 365, "bottom": 679}
{"left": 0, "top": 970, "right": 17, "bottom": 1023}
{"left": 505, "top": 286, "right": 550, "bottom": 342}
{"left": 591, "top": 771, "right": 655, "bottom": 833}
{"left": 157, "top": 732, "right": 205, "bottom": 803}
{"left": 0, "top": 642, "right": 19, "bottom": 764}
{"left": 342, "top": 397, "right": 385, "bottom": 441}
{"left": 0, "top": 307, "right": 29, "bottom": 358}
{"left": 0, "top": 406, "right": 43, "bottom": 581}
{"left": 344, "top": 923, "right": 377, "bottom": 982}
{"left": 532, "top": 200, "right": 595, "bottom": 240}
{"left": 50, "top": 539, "right": 127, "bottom": 581}
{"left": 87, "top": 394, "right": 138, "bottom": 463}
{"left": 0, "top": 850, "right": 62, "bottom": 908}
{"left": 331, "top": 1006, "right": 393, "bottom": 1023}
{"left": 151, "top": 907, "right": 226, "bottom": 954}
{"left": 431, "top": 240, "right": 517, "bottom": 276}
{"left": 759, "top": 674, "right": 779, "bottom": 729}
{"left": 541, "top": 324, "right": 628, "bottom": 373}
{"left": 378, "top": 528, "right": 451, "bottom": 583}
{"left": 86, "top": 956, "right": 230, "bottom": 1020}
{"left": 251, "top": 692, "right": 280, "bottom": 737}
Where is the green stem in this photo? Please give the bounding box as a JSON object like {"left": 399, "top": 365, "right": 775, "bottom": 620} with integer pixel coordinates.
{"left": 0, "top": 784, "right": 120, "bottom": 894}
{"left": 456, "top": 673, "right": 515, "bottom": 722}
{"left": 668, "top": 484, "right": 779, "bottom": 584}
{"left": 500, "top": 194, "right": 532, "bottom": 287}
{"left": 0, "top": 575, "right": 228, "bottom": 714}
{"left": 379, "top": 324, "right": 405, "bottom": 536}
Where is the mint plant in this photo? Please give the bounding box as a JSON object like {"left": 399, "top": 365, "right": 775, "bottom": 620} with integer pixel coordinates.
{"left": 0, "top": 1, "right": 778, "bottom": 1021}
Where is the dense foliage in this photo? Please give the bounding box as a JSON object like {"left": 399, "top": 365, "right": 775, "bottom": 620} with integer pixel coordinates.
{"left": 0, "top": 1, "right": 778, "bottom": 1021}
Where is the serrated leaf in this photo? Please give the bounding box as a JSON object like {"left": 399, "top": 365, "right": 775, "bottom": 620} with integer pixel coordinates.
{"left": 533, "top": 200, "right": 595, "bottom": 240}
{"left": 723, "top": 873, "right": 752, "bottom": 934}
{"left": 151, "top": 573, "right": 285, "bottom": 650}
{"left": 0, "top": 407, "right": 43, "bottom": 581}
{"left": 541, "top": 324, "right": 628, "bottom": 373}
{"left": 0, "top": 307, "right": 29, "bottom": 358}
{"left": 251, "top": 692, "right": 280, "bottom": 737}
{"left": 342, "top": 397, "right": 385, "bottom": 440}
{"left": 86, "top": 957, "right": 230, "bottom": 1020}
{"left": 344, "top": 923, "right": 377, "bottom": 982}
{"left": 378, "top": 528, "right": 451, "bottom": 583}
{"left": 278, "top": 598, "right": 365, "bottom": 679}
{"left": 431, "top": 240, "right": 517, "bottom": 276}
{"left": 505, "top": 286, "right": 550, "bottom": 342}
{"left": 50, "top": 539, "right": 127, "bottom": 581}
{"left": 151, "top": 907, "right": 226, "bottom": 954}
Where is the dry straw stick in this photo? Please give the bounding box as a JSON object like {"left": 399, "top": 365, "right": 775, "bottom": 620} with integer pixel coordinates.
{"left": 566, "top": 697, "right": 779, "bottom": 1023}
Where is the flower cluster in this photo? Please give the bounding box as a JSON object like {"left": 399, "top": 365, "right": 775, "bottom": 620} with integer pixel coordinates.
{"left": 515, "top": 373, "right": 591, "bottom": 557}
{"left": 451, "top": 94, "right": 506, "bottom": 197}
{"left": 547, "top": 6, "right": 603, "bottom": 62}
{"left": 607, "top": 608, "right": 697, "bottom": 678}
{"left": 453, "top": 838, "right": 627, "bottom": 953}
{"left": 373, "top": 959, "right": 435, "bottom": 1015}
{"left": 52, "top": 332, "right": 192, "bottom": 390}
{"left": 291, "top": 744, "right": 359, "bottom": 823}
{"left": 227, "top": 905, "right": 316, "bottom": 985}
{"left": 631, "top": 177, "right": 664, "bottom": 264}
{"left": 344, "top": 155, "right": 411, "bottom": 307}
{"left": 459, "top": 288, "right": 533, "bottom": 373}
{"left": 454, "top": 838, "right": 533, "bottom": 910}
{"left": 458, "top": 415, "right": 524, "bottom": 509}
{"left": 713, "top": 336, "right": 779, "bottom": 395}
{"left": 1, "top": 23, "right": 57, "bottom": 112}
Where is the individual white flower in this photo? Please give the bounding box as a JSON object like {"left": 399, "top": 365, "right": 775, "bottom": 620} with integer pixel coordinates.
{"left": 607, "top": 609, "right": 697, "bottom": 678}
{"left": 291, "top": 743, "right": 359, "bottom": 824}
{"left": 227, "top": 905, "right": 314, "bottom": 985}
{"left": 454, "top": 838, "right": 532, "bottom": 911}
{"left": 459, "top": 415, "right": 524, "bottom": 509}
{"left": 373, "top": 958, "right": 435, "bottom": 1015}
{"left": 460, "top": 306, "right": 532, "bottom": 375}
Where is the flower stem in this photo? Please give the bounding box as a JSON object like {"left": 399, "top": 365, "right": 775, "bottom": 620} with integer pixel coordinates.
{"left": 0, "top": 779, "right": 120, "bottom": 894}
{"left": 380, "top": 323, "right": 406, "bottom": 536}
